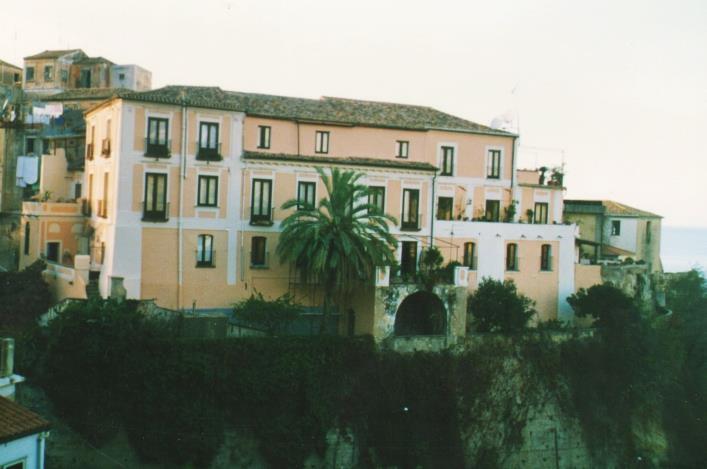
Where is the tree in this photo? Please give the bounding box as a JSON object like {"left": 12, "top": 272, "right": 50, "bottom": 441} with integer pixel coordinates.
{"left": 467, "top": 278, "right": 536, "bottom": 332}
{"left": 0, "top": 260, "right": 53, "bottom": 329}
{"left": 567, "top": 283, "right": 640, "bottom": 330}
{"left": 277, "top": 167, "right": 398, "bottom": 332}
{"left": 233, "top": 292, "right": 302, "bottom": 336}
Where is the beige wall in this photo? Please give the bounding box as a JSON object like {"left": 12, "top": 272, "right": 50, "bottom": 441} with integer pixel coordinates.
{"left": 504, "top": 240, "right": 560, "bottom": 321}
{"left": 19, "top": 203, "right": 84, "bottom": 269}
{"left": 23, "top": 58, "right": 70, "bottom": 91}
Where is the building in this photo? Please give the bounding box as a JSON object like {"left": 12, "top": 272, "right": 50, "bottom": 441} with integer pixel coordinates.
{"left": 110, "top": 64, "right": 152, "bottom": 92}
{"left": 15, "top": 84, "right": 588, "bottom": 340}
{"left": 564, "top": 199, "right": 662, "bottom": 272}
{"left": 0, "top": 338, "right": 50, "bottom": 469}
{"left": 22, "top": 49, "right": 87, "bottom": 95}
{"left": 68, "top": 56, "right": 114, "bottom": 89}
{"left": 0, "top": 60, "right": 22, "bottom": 87}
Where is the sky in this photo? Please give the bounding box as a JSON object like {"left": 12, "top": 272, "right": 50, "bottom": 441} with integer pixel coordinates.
{"left": 3, "top": 0, "right": 706, "bottom": 227}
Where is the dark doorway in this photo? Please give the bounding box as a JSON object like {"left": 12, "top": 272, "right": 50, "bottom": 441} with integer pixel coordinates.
{"left": 394, "top": 291, "right": 446, "bottom": 336}
{"left": 46, "top": 242, "right": 60, "bottom": 263}
{"left": 400, "top": 241, "right": 417, "bottom": 280}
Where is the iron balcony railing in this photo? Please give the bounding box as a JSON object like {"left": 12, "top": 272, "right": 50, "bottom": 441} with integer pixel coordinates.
{"left": 196, "top": 142, "right": 223, "bottom": 161}
{"left": 249, "top": 207, "right": 274, "bottom": 226}
{"left": 142, "top": 201, "right": 170, "bottom": 222}
{"left": 144, "top": 138, "right": 171, "bottom": 158}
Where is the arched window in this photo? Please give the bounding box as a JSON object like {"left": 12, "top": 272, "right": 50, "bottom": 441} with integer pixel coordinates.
{"left": 463, "top": 242, "right": 477, "bottom": 270}
{"left": 540, "top": 244, "right": 552, "bottom": 271}
{"left": 506, "top": 243, "right": 518, "bottom": 271}
{"left": 196, "top": 234, "right": 213, "bottom": 267}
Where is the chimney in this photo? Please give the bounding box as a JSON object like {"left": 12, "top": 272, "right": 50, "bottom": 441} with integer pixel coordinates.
{"left": 0, "top": 338, "right": 14, "bottom": 378}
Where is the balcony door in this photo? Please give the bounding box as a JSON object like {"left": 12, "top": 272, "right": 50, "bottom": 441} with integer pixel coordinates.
{"left": 400, "top": 241, "right": 418, "bottom": 279}
{"left": 144, "top": 173, "right": 168, "bottom": 221}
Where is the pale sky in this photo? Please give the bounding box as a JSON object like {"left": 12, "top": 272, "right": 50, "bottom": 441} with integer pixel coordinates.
{"left": 4, "top": 0, "right": 706, "bottom": 227}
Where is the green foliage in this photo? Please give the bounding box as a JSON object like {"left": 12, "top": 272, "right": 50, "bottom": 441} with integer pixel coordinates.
{"left": 417, "top": 246, "right": 444, "bottom": 290}
{"left": 567, "top": 283, "right": 640, "bottom": 330}
{"left": 277, "top": 167, "right": 398, "bottom": 330}
{"left": 503, "top": 200, "right": 517, "bottom": 222}
{"left": 0, "top": 260, "right": 52, "bottom": 329}
{"left": 233, "top": 291, "right": 302, "bottom": 336}
{"left": 468, "top": 278, "right": 536, "bottom": 332}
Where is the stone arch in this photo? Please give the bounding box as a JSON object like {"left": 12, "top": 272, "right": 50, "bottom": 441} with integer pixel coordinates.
{"left": 394, "top": 291, "right": 446, "bottom": 336}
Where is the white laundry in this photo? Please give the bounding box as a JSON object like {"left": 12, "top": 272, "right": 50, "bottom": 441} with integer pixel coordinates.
{"left": 15, "top": 156, "right": 39, "bottom": 187}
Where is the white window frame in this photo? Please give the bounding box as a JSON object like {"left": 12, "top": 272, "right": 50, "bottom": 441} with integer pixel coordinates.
{"left": 437, "top": 143, "right": 458, "bottom": 177}
{"left": 2, "top": 457, "right": 27, "bottom": 469}
{"left": 485, "top": 145, "right": 505, "bottom": 180}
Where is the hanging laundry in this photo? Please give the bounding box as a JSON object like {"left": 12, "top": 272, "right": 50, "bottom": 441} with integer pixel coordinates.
{"left": 15, "top": 156, "right": 39, "bottom": 187}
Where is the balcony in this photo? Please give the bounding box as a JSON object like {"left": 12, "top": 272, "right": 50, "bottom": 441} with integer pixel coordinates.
{"left": 142, "top": 201, "right": 170, "bottom": 222}
{"left": 101, "top": 138, "right": 111, "bottom": 157}
{"left": 250, "top": 207, "right": 274, "bottom": 226}
{"left": 144, "top": 138, "right": 171, "bottom": 158}
{"left": 86, "top": 143, "right": 94, "bottom": 161}
{"left": 400, "top": 217, "right": 421, "bottom": 232}
{"left": 196, "top": 142, "right": 222, "bottom": 162}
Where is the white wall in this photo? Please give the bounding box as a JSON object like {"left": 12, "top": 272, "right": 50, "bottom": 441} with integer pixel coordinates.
{"left": 605, "top": 217, "right": 638, "bottom": 253}
{"left": 0, "top": 433, "right": 46, "bottom": 469}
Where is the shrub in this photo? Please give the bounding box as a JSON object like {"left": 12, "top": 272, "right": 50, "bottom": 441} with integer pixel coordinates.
{"left": 233, "top": 291, "right": 302, "bottom": 336}
{"left": 0, "top": 260, "right": 52, "bottom": 329}
{"left": 468, "top": 278, "right": 536, "bottom": 332}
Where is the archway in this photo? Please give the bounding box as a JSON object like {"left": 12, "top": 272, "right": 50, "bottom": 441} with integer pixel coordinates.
{"left": 394, "top": 291, "right": 446, "bottom": 336}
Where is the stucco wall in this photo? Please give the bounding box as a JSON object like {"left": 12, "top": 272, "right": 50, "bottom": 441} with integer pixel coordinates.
{"left": 0, "top": 433, "right": 44, "bottom": 469}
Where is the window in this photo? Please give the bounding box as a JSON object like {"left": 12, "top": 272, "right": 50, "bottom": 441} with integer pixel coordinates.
{"left": 540, "top": 244, "right": 552, "bottom": 271}
{"left": 463, "top": 242, "right": 477, "bottom": 270}
{"left": 506, "top": 243, "right": 518, "bottom": 271}
{"left": 297, "top": 181, "right": 315, "bottom": 210}
{"left": 611, "top": 220, "right": 621, "bottom": 236}
{"left": 400, "top": 241, "right": 418, "bottom": 279}
{"left": 146, "top": 117, "right": 170, "bottom": 157}
{"left": 13, "top": 72, "right": 20, "bottom": 83}
{"left": 196, "top": 234, "right": 214, "bottom": 267}
{"left": 60, "top": 69, "right": 68, "bottom": 83}
{"left": 2, "top": 459, "right": 26, "bottom": 469}
{"left": 401, "top": 189, "right": 420, "bottom": 230}
{"left": 197, "top": 175, "right": 218, "bottom": 207}
{"left": 258, "top": 125, "right": 271, "bottom": 149}
{"left": 441, "top": 146, "right": 454, "bottom": 176}
{"left": 315, "top": 131, "right": 329, "bottom": 154}
{"left": 143, "top": 173, "right": 168, "bottom": 221}
{"left": 74, "top": 182, "right": 82, "bottom": 200}
{"left": 251, "top": 179, "right": 272, "bottom": 224}
{"left": 46, "top": 242, "right": 60, "bottom": 263}
{"left": 534, "top": 202, "right": 549, "bottom": 224}
{"left": 101, "top": 119, "right": 111, "bottom": 156}
{"left": 485, "top": 200, "right": 500, "bottom": 222}
{"left": 25, "top": 67, "right": 35, "bottom": 82}
{"left": 646, "top": 221, "right": 652, "bottom": 243}
{"left": 42, "top": 139, "right": 51, "bottom": 155}
{"left": 26, "top": 137, "right": 35, "bottom": 154}
{"left": 87, "top": 126, "right": 95, "bottom": 160}
{"left": 487, "top": 149, "right": 501, "bottom": 179}
{"left": 23, "top": 223, "right": 30, "bottom": 255}
{"left": 197, "top": 122, "right": 221, "bottom": 160}
{"left": 368, "top": 186, "right": 385, "bottom": 214}
{"left": 102, "top": 172, "right": 109, "bottom": 218}
{"left": 119, "top": 73, "right": 125, "bottom": 80}
{"left": 251, "top": 236, "right": 267, "bottom": 267}
{"left": 437, "top": 196, "right": 453, "bottom": 220}
{"left": 44, "top": 65, "right": 53, "bottom": 81}
{"left": 396, "top": 140, "right": 409, "bottom": 158}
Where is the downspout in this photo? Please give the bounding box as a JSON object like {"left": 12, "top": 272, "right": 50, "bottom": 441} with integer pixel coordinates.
{"left": 178, "top": 94, "right": 187, "bottom": 310}
{"left": 510, "top": 135, "right": 517, "bottom": 220}
{"left": 429, "top": 170, "right": 438, "bottom": 247}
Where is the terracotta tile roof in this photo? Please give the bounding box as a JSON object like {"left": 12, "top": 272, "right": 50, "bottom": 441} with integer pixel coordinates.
{"left": 117, "top": 85, "right": 515, "bottom": 136}
{"left": 44, "top": 88, "right": 131, "bottom": 102}
{"left": 243, "top": 151, "right": 438, "bottom": 172}
{"left": 0, "top": 396, "right": 50, "bottom": 444}
{"left": 565, "top": 200, "right": 661, "bottom": 218}
{"left": 24, "top": 49, "right": 84, "bottom": 60}
{"left": 0, "top": 59, "right": 22, "bottom": 70}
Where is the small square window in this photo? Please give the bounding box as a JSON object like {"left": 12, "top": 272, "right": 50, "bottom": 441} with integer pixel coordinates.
{"left": 315, "top": 131, "right": 329, "bottom": 154}
{"left": 396, "top": 140, "right": 409, "bottom": 158}
{"left": 119, "top": 73, "right": 125, "bottom": 80}
{"left": 258, "top": 126, "right": 271, "bottom": 149}
{"left": 611, "top": 220, "right": 621, "bottom": 236}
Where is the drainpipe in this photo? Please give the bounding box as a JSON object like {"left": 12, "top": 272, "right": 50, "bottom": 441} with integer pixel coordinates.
{"left": 510, "top": 135, "right": 517, "bottom": 220}
{"left": 429, "top": 170, "right": 438, "bottom": 247}
{"left": 178, "top": 94, "right": 187, "bottom": 310}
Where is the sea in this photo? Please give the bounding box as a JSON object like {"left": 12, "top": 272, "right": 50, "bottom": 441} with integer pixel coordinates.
{"left": 661, "top": 226, "right": 707, "bottom": 273}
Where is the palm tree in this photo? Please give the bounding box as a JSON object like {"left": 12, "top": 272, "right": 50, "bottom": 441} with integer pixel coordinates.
{"left": 277, "top": 167, "right": 398, "bottom": 333}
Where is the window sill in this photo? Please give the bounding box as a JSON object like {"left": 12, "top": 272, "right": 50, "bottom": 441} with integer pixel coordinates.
{"left": 250, "top": 264, "right": 269, "bottom": 269}
{"left": 505, "top": 268, "right": 520, "bottom": 272}
{"left": 257, "top": 145, "right": 270, "bottom": 150}
{"left": 486, "top": 176, "right": 501, "bottom": 180}
{"left": 142, "top": 217, "right": 169, "bottom": 223}
{"left": 250, "top": 220, "right": 274, "bottom": 226}
{"left": 196, "top": 205, "right": 219, "bottom": 209}
{"left": 395, "top": 155, "right": 408, "bottom": 159}
{"left": 196, "top": 263, "right": 215, "bottom": 268}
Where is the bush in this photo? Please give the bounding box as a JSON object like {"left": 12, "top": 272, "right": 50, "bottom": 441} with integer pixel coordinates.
{"left": 233, "top": 292, "right": 302, "bottom": 336}
{"left": 567, "top": 283, "right": 640, "bottom": 330}
{"left": 0, "top": 260, "right": 52, "bottom": 329}
{"left": 467, "top": 278, "right": 536, "bottom": 332}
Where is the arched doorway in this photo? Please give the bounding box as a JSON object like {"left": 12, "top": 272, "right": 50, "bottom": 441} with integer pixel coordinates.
{"left": 394, "top": 291, "right": 446, "bottom": 336}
